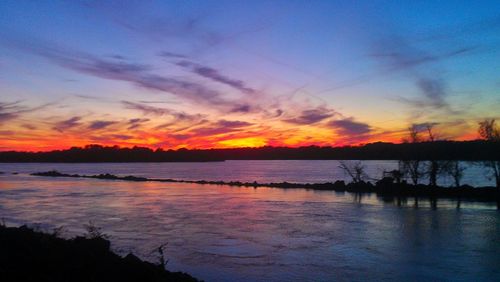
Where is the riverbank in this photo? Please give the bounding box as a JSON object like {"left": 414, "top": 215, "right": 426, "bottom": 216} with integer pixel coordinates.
{"left": 0, "top": 224, "right": 200, "bottom": 282}
{"left": 32, "top": 170, "right": 499, "bottom": 202}
{"left": 2, "top": 141, "right": 500, "bottom": 162}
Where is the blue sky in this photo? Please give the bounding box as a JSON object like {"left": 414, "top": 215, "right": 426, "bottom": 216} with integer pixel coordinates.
{"left": 0, "top": 0, "right": 499, "bottom": 150}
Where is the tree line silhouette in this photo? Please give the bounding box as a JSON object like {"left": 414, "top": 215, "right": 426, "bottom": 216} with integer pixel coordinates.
{"left": 395, "top": 119, "right": 500, "bottom": 189}
{"left": 338, "top": 120, "right": 500, "bottom": 188}
{"left": 0, "top": 140, "right": 499, "bottom": 163}
{"left": 336, "top": 119, "right": 500, "bottom": 208}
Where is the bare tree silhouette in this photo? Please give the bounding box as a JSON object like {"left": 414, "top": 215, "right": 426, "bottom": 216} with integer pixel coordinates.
{"left": 425, "top": 124, "right": 440, "bottom": 187}
{"left": 442, "top": 161, "right": 465, "bottom": 188}
{"left": 479, "top": 119, "right": 500, "bottom": 188}
{"left": 478, "top": 119, "right": 500, "bottom": 209}
{"left": 338, "top": 161, "right": 367, "bottom": 183}
{"left": 400, "top": 125, "right": 424, "bottom": 185}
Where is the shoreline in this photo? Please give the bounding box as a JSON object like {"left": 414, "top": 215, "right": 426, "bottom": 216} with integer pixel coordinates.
{"left": 2, "top": 141, "right": 500, "bottom": 162}
{"left": 0, "top": 224, "right": 200, "bottom": 282}
{"left": 31, "top": 170, "right": 499, "bottom": 202}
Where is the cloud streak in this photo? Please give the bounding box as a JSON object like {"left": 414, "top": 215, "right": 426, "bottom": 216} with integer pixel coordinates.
{"left": 177, "top": 60, "right": 256, "bottom": 94}
{"left": 127, "top": 118, "right": 150, "bottom": 130}
{"left": 283, "top": 107, "right": 336, "bottom": 125}
{"left": 88, "top": 120, "right": 117, "bottom": 130}
{"left": 0, "top": 101, "right": 49, "bottom": 125}
{"left": 158, "top": 51, "right": 187, "bottom": 59}
{"left": 370, "top": 36, "right": 476, "bottom": 112}
{"left": 0, "top": 101, "right": 23, "bottom": 124}
{"left": 2, "top": 35, "right": 252, "bottom": 112}
{"left": 122, "top": 101, "right": 204, "bottom": 127}
{"left": 329, "top": 118, "right": 372, "bottom": 136}
{"left": 53, "top": 116, "right": 82, "bottom": 132}
{"left": 122, "top": 101, "right": 174, "bottom": 116}
{"left": 187, "top": 119, "right": 253, "bottom": 137}
{"left": 415, "top": 77, "right": 447, "bottom": 108}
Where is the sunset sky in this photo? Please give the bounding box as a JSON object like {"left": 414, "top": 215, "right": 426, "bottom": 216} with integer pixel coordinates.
{"left": 1, "top": 1, "right": 499, "bottom": 151}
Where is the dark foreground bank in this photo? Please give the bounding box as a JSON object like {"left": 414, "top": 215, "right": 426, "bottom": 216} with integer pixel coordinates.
{"left": 0, "top": 225, "right": 200, "bottom": 282}
{"left": 32, "top": 170, "right": 499, "bottom": 203}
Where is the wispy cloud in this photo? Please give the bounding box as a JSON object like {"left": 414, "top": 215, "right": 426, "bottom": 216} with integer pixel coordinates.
{"left": 188, "top": 119, "right": 253, "bottom": 137}
{"left": 88, "top": 134, "right": 134, "bottom": 142}
{"left": 371, "top": 43, "right": 475, "bottom": 73}
{"left": 283, "top": 107, "right": 336, "bottom": 125}
{"left": 122, "top": 101, "right": 173, "bottom": 116}
{"left": 177, "top": 60, "right": 256, "bottom": 94}
{"left": 88, "top": 120, "right": 117, "bottom": 130}
{"left": 127, "top": 118, "right": 150, "bottom": 130}
{"left": 0, "top": 101, "right": 49, "bottom": 125}
{"left": 215, "top": 120, "right": 253, "bottom": 128}
{"left": 21, "top": 124, "right": 37, "bottom": 130}
{"left": 158, "top": 51, "right": 187, "bottom": 59}
{"left": 329, "top": 118, "right": 372, "bottom": 136}
{"left": 370, "top": 36, "right": 476, "bottom": 112}
{"left": 415, "top": 77, "right": 447, "bottom": 108}
{"left": 82, "top": 2, "right": 225, "bottom": 50}
{"left": 122, "top": 101, "right": 204, "bottom": 125}
{"left": 0, "top": 101, "right": 23, "bottom": 124}
{"left": 316, "top": 17, "right": 485, "bottom": 108}
{"left": 2, "top": 35, "right": 252, "bottom": 112}
{"left": 110, "top": 134, "right": 134, "bottom": 140}
{"left": 53, "top": 116, "right": 82, "bottom": 132}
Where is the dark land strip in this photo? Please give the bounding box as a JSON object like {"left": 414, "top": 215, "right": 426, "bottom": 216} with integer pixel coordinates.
{"left": 31, "top": 170, "right": 499, "bottom": 203}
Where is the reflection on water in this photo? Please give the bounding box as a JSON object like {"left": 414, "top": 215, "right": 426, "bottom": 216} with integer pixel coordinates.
{"left": 0, "top": 173, "right": 499, "bottom": 282}
{"left": 0, "top": 160, "right": 494, "bottom": 186}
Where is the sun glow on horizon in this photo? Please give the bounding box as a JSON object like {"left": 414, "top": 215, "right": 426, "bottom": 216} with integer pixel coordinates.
{"left": 218, "top": 137, "right": 268, "bottom": 148}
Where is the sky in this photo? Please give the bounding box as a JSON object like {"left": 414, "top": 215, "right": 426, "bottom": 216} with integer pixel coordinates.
{"left": 1, "top": 0, "right": 499, "bottom": 151}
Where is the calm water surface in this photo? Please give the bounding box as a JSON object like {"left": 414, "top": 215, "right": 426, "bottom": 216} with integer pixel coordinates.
{"left": 0, "top": 160, "right": 494, "bottom": 186}
{"left": 0, "top": 162, "right": 499, "bottom": 281}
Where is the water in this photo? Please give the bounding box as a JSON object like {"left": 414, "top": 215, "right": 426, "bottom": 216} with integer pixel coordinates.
{"left": 0, "top": 160, "right": 494, "bottom": 186}
{"left": 0, "top": 162, "right": 499, "bottom": 281}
